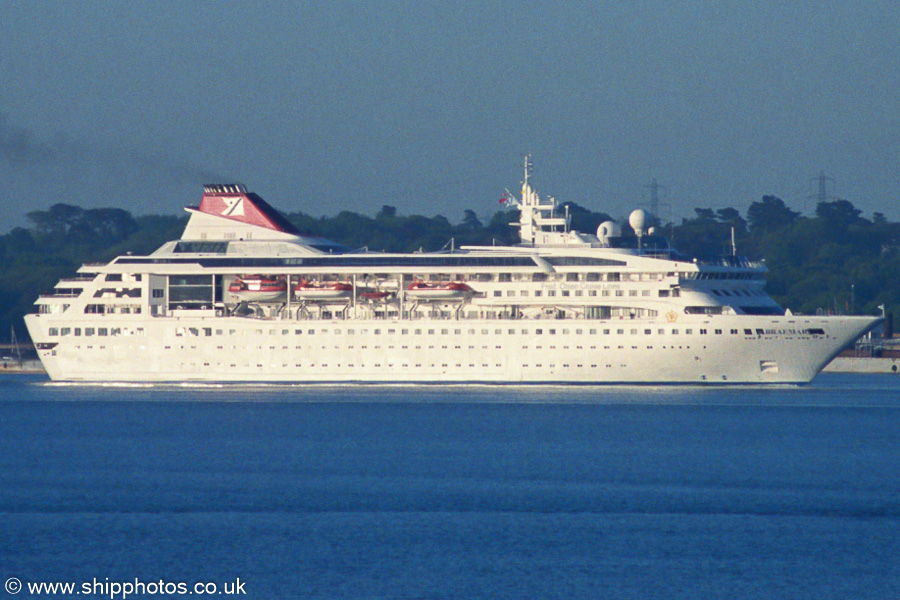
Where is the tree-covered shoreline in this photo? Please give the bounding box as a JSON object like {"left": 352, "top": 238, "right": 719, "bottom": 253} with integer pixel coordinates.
{"left": 2, "top": 196, "right": 897, "bottom": 342}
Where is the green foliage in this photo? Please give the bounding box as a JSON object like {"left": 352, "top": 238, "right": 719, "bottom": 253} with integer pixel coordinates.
{"left": 2, "top": 195, "right": 899, "bottom": 343}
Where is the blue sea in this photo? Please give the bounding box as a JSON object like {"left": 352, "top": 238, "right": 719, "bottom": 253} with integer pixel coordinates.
{"left": 2, "top": 374, "right": 899, "bottom": 599}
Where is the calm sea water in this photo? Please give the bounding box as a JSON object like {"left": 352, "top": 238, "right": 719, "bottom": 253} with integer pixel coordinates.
{"left": 1, "top": 374, "right": 899, "bottom": 599}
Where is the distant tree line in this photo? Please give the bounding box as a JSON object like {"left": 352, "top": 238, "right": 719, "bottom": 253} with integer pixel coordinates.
{"left": 2, "top": 195, "right": 898, "bottom": 342}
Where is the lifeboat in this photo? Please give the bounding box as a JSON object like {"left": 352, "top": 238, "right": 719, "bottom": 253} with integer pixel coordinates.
{"left": 228, "top": 276, "right": 287, "bottom": 302}
{"left": 294, "top": 280, "right": 353, "bottom": 300}
{"left": 359, "top": 291, "right": 392, "bottom": 301}
{"left": 405, "top": 281, "right": 472, "bottom": 300}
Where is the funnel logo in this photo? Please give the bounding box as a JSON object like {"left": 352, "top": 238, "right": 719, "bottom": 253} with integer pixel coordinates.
{"left": 221, "top": 197, "right": 245, "bottom": 217}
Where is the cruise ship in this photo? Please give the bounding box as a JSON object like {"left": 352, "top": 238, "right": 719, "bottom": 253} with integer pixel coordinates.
{"left": 24, "top": 160, "right": 879, "bottom": 383}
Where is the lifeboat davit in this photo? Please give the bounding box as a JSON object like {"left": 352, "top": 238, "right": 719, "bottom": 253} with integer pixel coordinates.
{"left": 405, "top": 281, "right": 472, "bottom": 300}
{"left": 294, "top": 281, "right": 353, "bottom": 300}
{"left": 228, "top": 276, "right": 287, "bottom": 302}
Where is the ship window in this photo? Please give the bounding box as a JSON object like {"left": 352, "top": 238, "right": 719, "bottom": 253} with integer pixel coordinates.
{"left": 111, "top": 328, "right": 121, "bottom": 336}
{"left": 615, "top": 291, "right": 623, "bottom": 297}
{"left": 807, "top": 328, "right": 826, "bottom": 335}
{"left": 532, "top": 273, "right": 548, "bottom": 282}
{"left": 49, "top": 328, "right": 59, "bottom": 336}
{"left": 105, "top": 274, "right": 123, "bottom": 282}
{"left": 60, "top": 328, "right": 71, "bottom": 336}
{"left": 672, "top": 329, "right": 678, "bottom": 334}
{"left": 152, "top": 289, "right": 164, "bottom": 298}
{"left": 536, "top": 329, "right": 543, "bottom": 335}
{"left": 699, "top": 329, "right": 707, "bottom": 335}
{"left": 535, "top": 290, "right": 542, "bottom": 297}
{"left": 498, "top": 273, "right": 512, "bottom": 282}
{"left": 566, "top": 273, "right": 579, "bottom": 281}
{"left": 617, "top": 329, "right": 624, "bottom": 335}
{"left": 173, "top": 242, "right": 229, "bottom": 254}
{"left": 685, "top": 306, "right": 724, "bottom": 315}
{"left": 98, "top": 328, "right": 108, "bottom": 336}
{"left": 548, "top": 290, "right": 556, "bottom": 297}
{"left": 586, "top": 273, "right": 600, "bottom": 282}
{"left": 562, "top": 291, "right": 570, "bottom": 297}
{"left": 685, "top": 329, "right": 692, "bottom": 334}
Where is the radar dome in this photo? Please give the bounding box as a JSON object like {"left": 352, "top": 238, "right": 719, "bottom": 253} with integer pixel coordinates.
{"left": 596, "top": 220, "right": 622, "bottom": 240}
{"left": 628, "top": 209, "right": 647, "bottom": 234}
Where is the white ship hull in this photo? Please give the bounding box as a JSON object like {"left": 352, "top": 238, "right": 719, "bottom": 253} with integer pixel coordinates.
{"left": 24, "top": 174, "right": 882, "bottom": 385}
{"left": 25, "top": 313, "right": 877, "bottom": 384}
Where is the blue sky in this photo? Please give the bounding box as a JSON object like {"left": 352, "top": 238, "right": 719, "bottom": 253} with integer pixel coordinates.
{"left": 2, "top": 1, "right": 898, "bottom": 230}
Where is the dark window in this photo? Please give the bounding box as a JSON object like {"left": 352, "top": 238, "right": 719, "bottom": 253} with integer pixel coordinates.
{"left": 173, "top": 242, "right": 229, "bottom": 254}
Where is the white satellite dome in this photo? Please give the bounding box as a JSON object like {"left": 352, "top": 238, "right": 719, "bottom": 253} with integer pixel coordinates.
{"left": 596, "top": 220, "right": 622, "bottom": 240}
{"left": 648, "top": 226, "right": 657, "bottom": 236}
{"left": 628, "top": 209, "right": 647, "bottom": 234}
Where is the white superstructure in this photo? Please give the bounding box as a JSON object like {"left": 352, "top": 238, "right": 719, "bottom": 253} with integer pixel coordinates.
{"left": 24, "top": 162, "right": 879, "bottom": 383}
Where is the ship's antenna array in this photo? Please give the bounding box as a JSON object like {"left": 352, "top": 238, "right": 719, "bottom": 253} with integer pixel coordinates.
{"left": 523, "top": 153, "right": 534, "bottom": 187}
